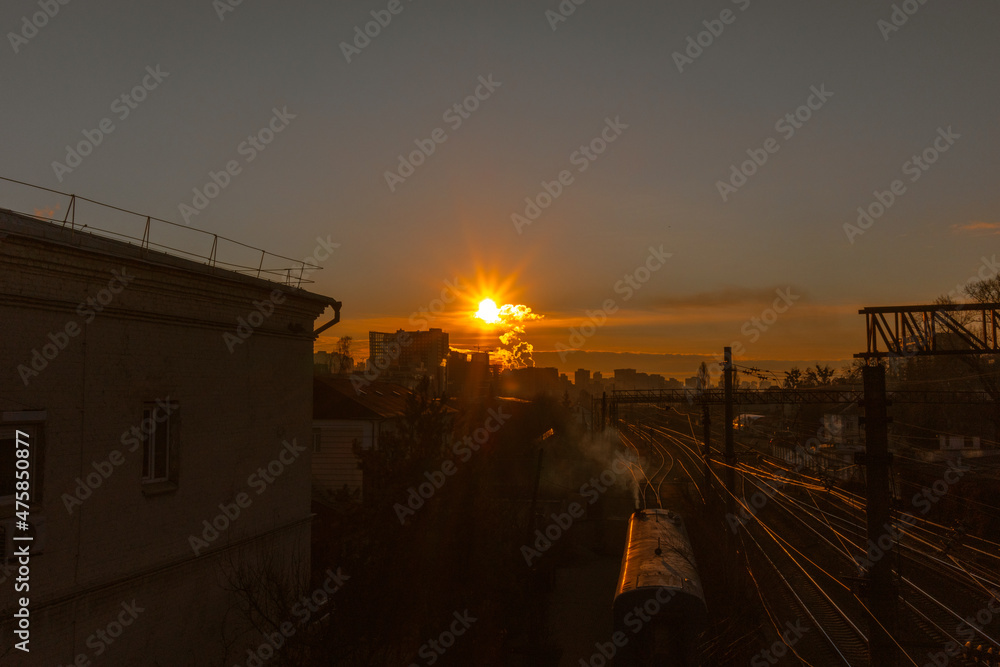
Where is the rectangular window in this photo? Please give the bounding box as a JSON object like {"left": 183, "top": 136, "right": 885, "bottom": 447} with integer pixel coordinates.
{"left": 312, "top": 429, "right": 322, "bottom": 453}
{"left": 141, "top": 401, "right": 178, "bottom": 486}
{"left": 0, "top": 413, "right": 47, "bottom": 559}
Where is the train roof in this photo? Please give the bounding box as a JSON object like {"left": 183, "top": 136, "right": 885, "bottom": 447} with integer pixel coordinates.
{"left": 615, "top": 509, "right": 704, "bottom": 601}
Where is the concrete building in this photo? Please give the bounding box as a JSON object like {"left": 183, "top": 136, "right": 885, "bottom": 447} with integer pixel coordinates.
{"left": 613, "top": 368, "right": 638, "bottom": 389}
{"left": 367, "top": 328, "right": 449, "bottom": 392}
{"left": 613, "top": 368, "right": 665, "bottom": 390}
{"left": 0, "top": 208, "right": 339, "bottom": 664}
{"left": 500, "top": 366, "right": 560, "bottom": 399}
{"left": 446, "top": 350, "right": 496, "bottom": 399}
{"left": 823, "top": 405, "right": 864, "bottom": 450}
{"left": 314, "top": 349, "right": 354, "bottom": 375}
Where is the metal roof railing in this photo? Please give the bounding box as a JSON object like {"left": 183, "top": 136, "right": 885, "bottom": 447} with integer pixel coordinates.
{"left": 0, "top": 176, "right": 321, "bottom": 288}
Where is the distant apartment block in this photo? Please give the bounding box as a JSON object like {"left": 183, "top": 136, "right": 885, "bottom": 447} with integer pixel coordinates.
{"left": 447, "top": 350, "right": 498, "bottom": 399}
{"left": 314, "top": 349, "right": 354, "bottom": 375}
{"left": 367, "top": 328, "right": 449, "bottom": 391}
{"left": 614, "top": 368, "right": 667, "bottom": 390}
{"left": 500, "top": 366, "right": 564, "bottom": 399}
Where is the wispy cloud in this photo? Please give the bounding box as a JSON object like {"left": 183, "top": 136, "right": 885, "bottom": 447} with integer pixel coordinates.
{"left": 655, "top": 286, "right": 806, "bottom": 308}
{"left": 952, "top": 221, "right": 1000, "bottom": 235}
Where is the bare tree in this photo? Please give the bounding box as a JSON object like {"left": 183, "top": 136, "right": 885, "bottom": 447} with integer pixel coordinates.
{"left": 840, "top": 359, "right": 866, "bottom": 384}
{"left": 216, "top": 537, "right": 313, "bottom": 666}
{"left": 333, "top": 336, "right": 353, "bottom": 374}
{"left": 815, "top": 364, "right": 835, "bottom": 385}
{"left": 953, "top": 277, "right": 1000, "bottom": 414}
{"left": 697, "top": 361, "right": 711, "bottom": 392}
{"left": 965, "top": 275, "right": 1000, "bottom": 304}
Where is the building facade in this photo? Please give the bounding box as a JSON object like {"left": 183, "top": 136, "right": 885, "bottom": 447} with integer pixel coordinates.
{"left": 0, "top": 209, "right": 339, "bottom": 664}
{"left": 312, "top": 377, "right": 416, "bottom": 503}
{"left": 367, "top": 328, "right": 449, "bottom": 391}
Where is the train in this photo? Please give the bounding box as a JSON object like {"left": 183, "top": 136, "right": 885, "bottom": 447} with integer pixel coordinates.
{"left": 612, "top": 509, "right": 708, "bottom": 666}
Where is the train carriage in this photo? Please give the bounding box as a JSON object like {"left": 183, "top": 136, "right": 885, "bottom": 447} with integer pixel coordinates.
{"left": 613, "top": 509, "right": 708, "bottom": 665}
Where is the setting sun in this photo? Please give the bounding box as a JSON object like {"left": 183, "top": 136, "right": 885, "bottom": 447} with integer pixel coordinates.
{"left": 475, "top": 298, "right": 500, "bottom": 324}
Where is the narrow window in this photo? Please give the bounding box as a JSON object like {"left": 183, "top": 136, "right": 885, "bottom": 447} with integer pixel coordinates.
{"left": 141, "top": 401, "right": 178, "bottom": 485}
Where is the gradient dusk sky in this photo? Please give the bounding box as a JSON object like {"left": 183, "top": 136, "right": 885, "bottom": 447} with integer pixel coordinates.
{"left": 2, "top": 0, "right": 998, "bottom": 377}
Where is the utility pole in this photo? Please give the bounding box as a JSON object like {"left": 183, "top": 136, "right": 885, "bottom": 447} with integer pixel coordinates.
{"left": 722, "top": 347, "right": 743, "bottom": 587}
{"left": 862, "top": 363, "right": 898, "bottom": 666}
{"left": 724, "top": 347, "right": 735, "bottom": 501}
{"left": 702, "top": 401, "right": 712, "bottom": 499}
{"left": 525, "top": 447, "right": 544, "bottom": 547}
{"left": 647, "top": 424, "right": 655, "bottom": 507}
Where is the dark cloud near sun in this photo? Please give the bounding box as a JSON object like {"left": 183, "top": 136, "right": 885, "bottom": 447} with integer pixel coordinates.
{"left": 952, "top": 221, "right": 1000, "bottom": 236}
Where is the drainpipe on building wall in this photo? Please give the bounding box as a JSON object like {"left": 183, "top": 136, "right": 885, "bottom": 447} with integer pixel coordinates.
{"left": 313, "top": 300, "right": 342, "bottom": 337}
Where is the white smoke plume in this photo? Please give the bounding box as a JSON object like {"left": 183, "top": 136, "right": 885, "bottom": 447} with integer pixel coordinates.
{"left": 494, "top": 304, "right": 543, "bottom": 370}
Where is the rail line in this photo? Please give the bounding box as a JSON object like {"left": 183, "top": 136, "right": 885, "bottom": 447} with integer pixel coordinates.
{"left": 615, "top": 405, "right": 1000, "bottom": 666}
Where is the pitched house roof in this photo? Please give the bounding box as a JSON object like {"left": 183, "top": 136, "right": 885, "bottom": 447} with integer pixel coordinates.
{"left": 313, "top": 377, "right": 419, "bottom": 420}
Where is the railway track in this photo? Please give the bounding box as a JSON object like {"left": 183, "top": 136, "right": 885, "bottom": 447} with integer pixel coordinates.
{"left": 796, "top": 484, "right": 1000, "bottom": 663}
{"left": 635, "top": 412, "right": 896, "bottom": 665}
{"left": 624, "top": 412, "right": 871, "bottom": 664}
{"left": 739, "top": 459, "right": 980, "bottom": 665}
{"left": 617, "top": 407, "right": 1000, "bottom": 666}
{"left": 619, "top": 421, "right": 676, "bottom": 510}
{"left": 896, "top": 556, "right": 1000, "bottom": 664}
{"left": 743, "top": 504, "right": 871, "bottom": 666}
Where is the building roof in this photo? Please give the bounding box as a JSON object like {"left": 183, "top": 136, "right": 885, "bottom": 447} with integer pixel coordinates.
{"left": 0, "top": 206, "right": 338, "bottom": 308}
{"left": 313, "top": 377, "right": 417, "bottom": 420}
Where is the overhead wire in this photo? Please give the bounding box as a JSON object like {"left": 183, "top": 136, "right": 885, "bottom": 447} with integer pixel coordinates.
{"left": 619, "top": 404, "right": 997, "bottom": 663}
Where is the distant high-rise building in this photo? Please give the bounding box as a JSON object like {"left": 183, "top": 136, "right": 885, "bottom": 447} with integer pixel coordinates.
{"left": 614, "top": 368, "right": 638, "bottom": 389}
{"left": 575, "top": 368, "right": 590, "bottom": 388}
{"left": 368, "top": 328, "right": 449, "bottom": 390}
{"left": 446, "top": 350, "right": 496, "bottom": 398}
{"left": 369, "top": 328, "right": 448, "bottom": 371}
